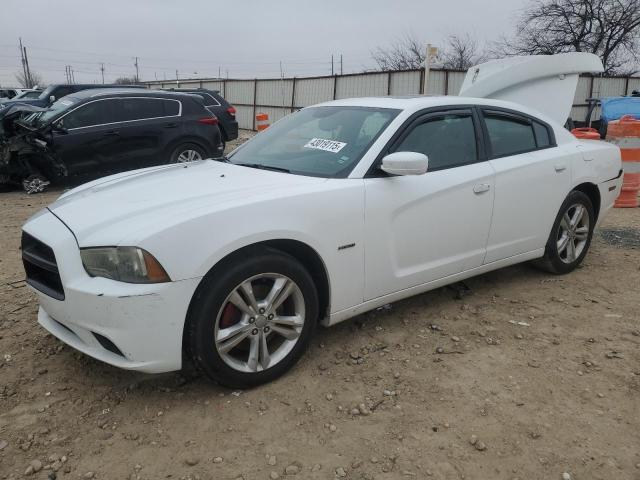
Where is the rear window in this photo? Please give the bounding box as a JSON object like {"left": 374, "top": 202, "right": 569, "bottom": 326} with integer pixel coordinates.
{"left": 117, "top": 98, "right": 179, "bottom": 121}
{"left": 190, "top": 92, "right": 220, "bottom": 107}
{"left": 533, "top": 121, "right": 551, "bottom": 148}
{"left": 484, "top": 113, "right": 536, "bottom": 157}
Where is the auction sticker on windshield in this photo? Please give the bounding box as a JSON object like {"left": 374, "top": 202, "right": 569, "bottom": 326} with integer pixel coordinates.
{"left": 304, "top": 138, "right": 347, "bottom": 153}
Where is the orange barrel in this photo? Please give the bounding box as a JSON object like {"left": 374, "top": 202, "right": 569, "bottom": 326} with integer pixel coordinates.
{"left": 256, "top": 112, "right": 269, "bottom": 131}
{"left": 605, "top": 115, "right": 640, "bottom": 208}
{"left": 572, "top": 127, "right": 601, "bottom": 140}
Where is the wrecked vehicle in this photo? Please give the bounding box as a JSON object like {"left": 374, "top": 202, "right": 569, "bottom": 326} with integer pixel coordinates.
{"left": 0, "top": 103, "right": 63, "bottom": 193}
{"left": 1, "top": 89, "right": 224, "bottom": 193}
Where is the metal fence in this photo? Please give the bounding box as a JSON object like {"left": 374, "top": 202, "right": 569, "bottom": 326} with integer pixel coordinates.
{"left": 146, "top": 69, "right": 640, "bottom": 130}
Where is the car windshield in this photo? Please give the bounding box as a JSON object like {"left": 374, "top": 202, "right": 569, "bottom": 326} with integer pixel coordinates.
{"left": 23, "top": 97, "right": 78, "bottom": 128}
{"left": 228, "top": 106, "right": 400, "bottom": 178}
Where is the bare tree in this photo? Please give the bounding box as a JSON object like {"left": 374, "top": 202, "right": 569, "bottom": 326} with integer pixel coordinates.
{"left": 440, "top": 34, "right": 487, "bottom": 70}
{"left": 372, "top": 34, "right": 425, "bottom": 71}
{"left": 113, "top": 76, "right": 140, "bottom": 85}
{"left": 15, "top": 70, "right": 44, "bottom": 88}
{"left": 494, "top": 0, "right": 640, "bottom": 74}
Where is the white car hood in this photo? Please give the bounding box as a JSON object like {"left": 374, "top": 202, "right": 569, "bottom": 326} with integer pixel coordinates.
{"left": 48, "top": 160, "right": 326, "bottom": 246}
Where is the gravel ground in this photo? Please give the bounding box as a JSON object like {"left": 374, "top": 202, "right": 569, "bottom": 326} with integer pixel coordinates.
{"left": 0, "top": 149, "right": 639, "bottom": 480}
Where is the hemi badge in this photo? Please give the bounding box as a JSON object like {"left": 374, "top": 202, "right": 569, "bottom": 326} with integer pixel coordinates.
{"left": 338, "top": 243, "right": 356, "bottom": 251}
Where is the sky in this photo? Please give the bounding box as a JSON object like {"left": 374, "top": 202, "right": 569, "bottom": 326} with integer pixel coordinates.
{"left": 1, "top": 0, "right": 529, "bottom": 86}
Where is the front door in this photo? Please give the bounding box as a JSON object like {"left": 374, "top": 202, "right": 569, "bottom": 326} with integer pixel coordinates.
{"left": 363, "top": 109, "right": 495, "bottom": 301}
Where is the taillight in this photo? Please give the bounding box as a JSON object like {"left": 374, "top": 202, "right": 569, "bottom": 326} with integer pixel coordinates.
{"left": 227, "top": 106, "right": 236, "bottom": 118}
{"left": 198, "top": 116, "right": 218, "bottom": 125}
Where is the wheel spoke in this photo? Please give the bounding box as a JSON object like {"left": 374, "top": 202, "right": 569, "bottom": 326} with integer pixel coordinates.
{"left": 229, "top": 290, "right": 256, "bottom": 316}
{"left": 265, "top": 278, "right": 293, "bottom": 312}
{"left": 216, "top": 324, "right": 250, "bottom": 353}
{"left": 561, "top": 213, "right": 571, "bottom": 231}
{"left": 247, "top": 334, "right": 260, "bottom": 371}
{"left": 566, "top": 238, "right": 577, "bottom": 262}
{"left": 570, "top": 205, "right": 584, "bottom": 229}
{"left": 259, "top": 331, "right": 271, "bottom": 369}
{"left": 557, "top": 233, "right": 570, "bottom": 254}
{"left": 272, "top": 315, "right": 304, "bottom": 327}
{"left": 575, "top": 226, "right": 589, "bottom": 240}
{"left": 271, "top": 324, "right": 300, "bottom": 340}
{"left": 239, "top": 281, "right": 260, "bottom": 314}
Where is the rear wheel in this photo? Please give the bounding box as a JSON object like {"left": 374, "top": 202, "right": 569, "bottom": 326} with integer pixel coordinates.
{"left": 186, "top": 248, "right": 318, "bottom": 388}
{"left": 534, "top": 190, "right": 595, "bottom": 274}
{"left": 169, "top": 143, "right": 206, "bottom": 163}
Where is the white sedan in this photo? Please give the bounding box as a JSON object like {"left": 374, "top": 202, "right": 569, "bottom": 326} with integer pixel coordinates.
{"left": 22, "top": 54, "right": 622, "bottom": 387}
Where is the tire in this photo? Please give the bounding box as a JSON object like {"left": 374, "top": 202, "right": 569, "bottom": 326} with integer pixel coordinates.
{"left": 186, "top": 248, "right": 318, "bottom": 388}
{"left": 22, "top": 173, "right": 50, "bottom": 194}
{"left": 169, "top": 143, "right": 207, "bottom": 163}
{"left": 533, "top": 190, "right": 595, "bottom": 274}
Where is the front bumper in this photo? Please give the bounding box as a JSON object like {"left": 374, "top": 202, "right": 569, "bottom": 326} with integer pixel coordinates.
{"left": 23, "top": 209, "right": 201, "bottom": 373}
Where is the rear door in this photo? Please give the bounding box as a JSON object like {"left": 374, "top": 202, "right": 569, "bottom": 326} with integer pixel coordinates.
{"left": 481, "top": 108, "right": 572, "bottom": 263}
{"left": 363, "top": 108, "right": 495, "bottom": 300}
{"left": 110, "top": 97, "right": 182, "bottom": 170}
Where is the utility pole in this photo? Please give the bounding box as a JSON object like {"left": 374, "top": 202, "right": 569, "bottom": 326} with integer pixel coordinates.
{"left": 23, "top": 47, "right": 33, "bottom": 87}
{"left": 423, "top": 43, "right": 438, "bottom": 95}
{"left": 331, "top": 54, "right": 334, "bottom": 76}
{"left": 134, "top": 57, "right": 140, "bottom": 83}
{"left": 175, "top": 69, "right": 179, "bottom": 87}
{"left": 218, "top": 66, "right": 221, "bottom": 78}
{"left": 19, "top": 38, "right": 28, "bottom": 87}
{"left": 100, "top": 63, "right": 105, "bottom": 84}
{"left": 340, "top": 54, "right": 343, "bottom": 75}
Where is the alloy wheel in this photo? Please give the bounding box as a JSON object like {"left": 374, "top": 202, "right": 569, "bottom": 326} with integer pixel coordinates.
{"left": 176, "top": 149, "right": 203, "bottom": 163}
{"left": 214, "top": 273, "right": 306, "bottom": 373}
{"left": 556, "top": 203, "right": 590, "bottom": 264}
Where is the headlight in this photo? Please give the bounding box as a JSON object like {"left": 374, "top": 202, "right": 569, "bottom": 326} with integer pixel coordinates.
{"left": 80, "top": 247, "right": 171, "bottom": 283}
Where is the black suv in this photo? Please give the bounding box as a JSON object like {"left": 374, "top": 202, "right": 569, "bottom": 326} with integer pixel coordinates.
{"left": 164, "top": 88, "right": 238, "bottom": 148}
{"left": 2, "top": 89, "right": 223, "bottom": 193}
{"left": 0, "top": 83, "right": 145, "bottom": 109}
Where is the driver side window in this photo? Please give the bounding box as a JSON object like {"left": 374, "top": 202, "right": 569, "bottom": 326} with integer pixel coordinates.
{"left": 394, "top": 113, "right": 478, "bottom": 171}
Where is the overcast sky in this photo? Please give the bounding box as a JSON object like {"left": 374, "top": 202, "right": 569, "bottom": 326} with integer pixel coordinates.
{"left": 1, "top": 0, "right": 529, "bottom": 85}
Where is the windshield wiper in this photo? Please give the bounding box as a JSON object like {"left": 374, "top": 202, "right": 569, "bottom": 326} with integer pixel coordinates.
{"left": 235, "top": 163, "right": 291, "bottom": 173}
{"left": 214, "top": 155, "right": 231, "bottom": 163}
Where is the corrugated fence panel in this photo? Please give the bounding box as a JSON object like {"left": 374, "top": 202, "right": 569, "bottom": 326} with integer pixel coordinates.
{"left": 574, "top": 76, "right": 592, "bottom": 105}
{"left": 201, "top": 80, "right": 224, "bottom": 92}
{"left": 389, "top": 71, "right": 421, "bottom": 95}
{"left": 336, "top": 73, "right": 388, "bottom": 99}
{"left": 294, "top": 77, "right": 334, "bottom": 107}
{"left": 225, "top": 80, "right": 254, "bottom": 106}
{"left": 447, "top": 71, "right": 466, "bottom": 95}
{"left": 234, "top": 105, "right": 254, "bottom": 130}
{"left": 627, "top": 78, "right": 640, "bottom": 94}
{"left": 426, "top": 70, "right": 446, "bottom": 95}
{"left": 256, "top": 79, "right": 294, "bottom": 107}
{"left": 593, "top": 76, "right": 627, "bottom": 98}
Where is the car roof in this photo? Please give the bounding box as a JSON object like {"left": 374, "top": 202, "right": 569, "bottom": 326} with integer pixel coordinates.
{"left": 67, "top": 88, "right": 200, "bottom": 101}
{"left": 314, "top": 95, "right": 560, "bottom": 126}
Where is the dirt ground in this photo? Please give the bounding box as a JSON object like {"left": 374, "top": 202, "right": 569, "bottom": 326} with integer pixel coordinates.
{"left": 1, "top": 153, "right": 639, "bottom": 479}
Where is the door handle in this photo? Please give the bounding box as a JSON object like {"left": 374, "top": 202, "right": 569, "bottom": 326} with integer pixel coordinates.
{"left": 473, "top": 183, "right": 491, "bottom": 194}
{"left": 554, "top": 164, "right": 567, "bottom": 172}
{"left": 104, "top": 130, "right": 120, "bottom": 136}
{"left": 163, "top": 122, "right": 178, "bottom": 128}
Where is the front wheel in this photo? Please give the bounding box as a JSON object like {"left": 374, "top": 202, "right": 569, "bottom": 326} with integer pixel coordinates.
{"left": 534, "top": 190, "right": 595, "bottom": 274}
{"left": 186, "top": 248, "right": 318, "bottom": 388}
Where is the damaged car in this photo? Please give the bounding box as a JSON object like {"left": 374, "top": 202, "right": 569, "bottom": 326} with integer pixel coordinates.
{"left": 1, "top": 89, "right": 224, "bottom": 193}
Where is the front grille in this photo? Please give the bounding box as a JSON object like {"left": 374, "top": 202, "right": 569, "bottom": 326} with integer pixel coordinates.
{"left": 21, "top": 231, "right": 65, "bottom": 300}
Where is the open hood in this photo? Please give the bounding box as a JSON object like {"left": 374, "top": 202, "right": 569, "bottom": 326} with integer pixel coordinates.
{"left": 459, "top": 53, "right": 604, "bottom": 124}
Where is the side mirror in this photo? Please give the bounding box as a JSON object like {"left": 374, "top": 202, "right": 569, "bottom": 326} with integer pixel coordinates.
{"left": 51, "top": 121, "right": 67, "bottom": 134}
{"left": 380, "top": 152, "right": 429, "bottom": 176}
{"left": 49, "top": 95, "right": 56, "bottom": 104}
